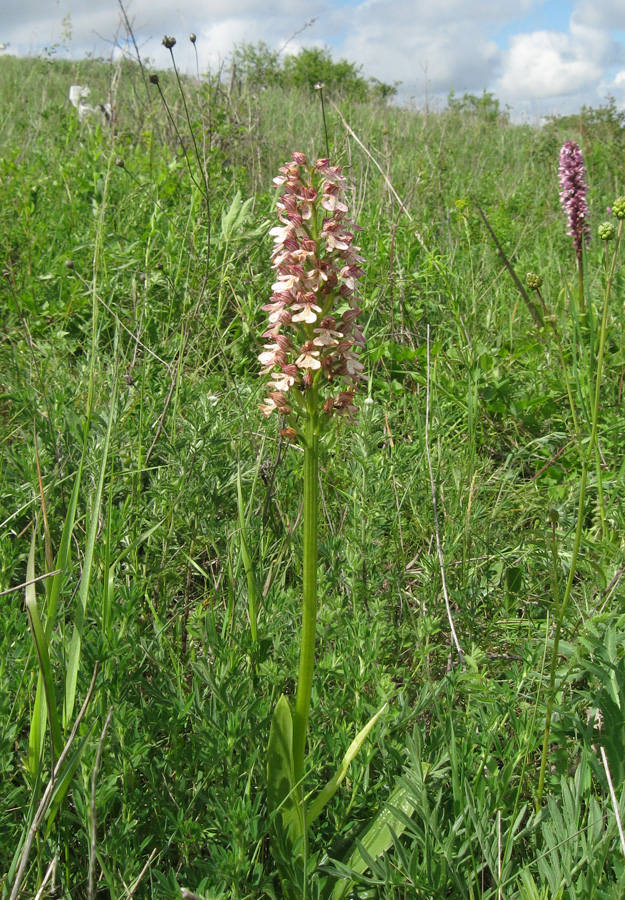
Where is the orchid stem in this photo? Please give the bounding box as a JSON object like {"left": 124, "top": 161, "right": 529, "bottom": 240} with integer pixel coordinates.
{"left": 536, "top": 218, "right": 622, "bottom": 808}
{"left": 293, "top": 408, "right": 319, "bottom": 786}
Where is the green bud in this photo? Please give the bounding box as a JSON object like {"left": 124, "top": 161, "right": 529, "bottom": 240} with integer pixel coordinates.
{"left": 526, "top": 272, "right": 543, "bottom": 291}
{"left": 598, "top": 222, "right": 615, "bottom": 241}
{"left": 149, "top": 73, "right": 159, "bottom": 85}
{"left": 162, "top": 35, "right": 176, "bottom": 49}
{"left": 612, "top": 197, "right": 625, "bottom": 220}
{"left": 548, "top": 507, "right": 560, "bottom": 525}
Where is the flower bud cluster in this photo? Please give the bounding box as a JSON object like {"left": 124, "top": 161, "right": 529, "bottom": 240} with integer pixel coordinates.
{"left": 612, "top": 197, "right": 625, "bottom": 220}
{"left": 259, "top": 152, "right": 365, "bottom": 430}
{"left": 598, "top": 222, "right": 615, "bottom": 241}
{"left": 558, "top": 141, "right": 590, "bottom": 257}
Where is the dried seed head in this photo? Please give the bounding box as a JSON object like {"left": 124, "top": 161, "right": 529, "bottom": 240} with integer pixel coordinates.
{"left": 162, "top": 35, "right": 176, "bottom": 49}
{"left": 149, "top": 73, "right": 159, "bottom": 85}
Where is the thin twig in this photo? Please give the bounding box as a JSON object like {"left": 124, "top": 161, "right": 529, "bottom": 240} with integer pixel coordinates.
{"left": 32, "top": 857, "right": 57, "bottom": 900}
{"left": 89, "top": 707, "right": 114, "bottom": 900}
{"left": 601, "top": 747, "right": 625, "bottom": 857}
{"left": 73, "top": 272, "right": 172, "bottom": 372}
{"left": 117, "top": 0, "right": 150, "bottom": 94}
{"left": 328, "top": 99, "right": 414, "bottom": 221}
{"left": 473, "top": 200, "right": 543, "bottom": 328}
{"left": 425, "top": 325, "right": 465, "bottom": 666}
{"left": 144, "top": 369, "right": 178, "bottom": 467}
{"left": 0, "top": 570, "right": 61, "bottom": 598}
{"left": 530, "top": 442, "right": 571, "bottom": 482}
{"left": 10, "top": 664, "right": 99, "bottom": 900}
{"left": 126, "top": 848, "right": 158, "bottom": 899}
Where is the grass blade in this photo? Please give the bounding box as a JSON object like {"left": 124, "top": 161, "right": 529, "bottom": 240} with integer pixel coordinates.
{"left": 25, "top": 531, "right": 63, "bottom": 763}
{"left": 63, "top": 386, "right": 116, "bottom": 729}
{"left": 332, "top": 783, "right": 415, "bottom": 900}
{"left": 306, "top": 703, "right": 387, "bottom": 826}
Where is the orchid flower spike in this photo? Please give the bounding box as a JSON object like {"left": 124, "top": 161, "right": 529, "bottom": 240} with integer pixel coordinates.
{"left": 259, "top": 152, "right": 365, "bottom": 436}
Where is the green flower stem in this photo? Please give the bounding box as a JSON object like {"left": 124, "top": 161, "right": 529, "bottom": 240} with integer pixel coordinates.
{"left": 293, "top": 401, "right": 319, "bottom": 787}
{"left": 537, "top": 219, "right": 622, "bottom": 808}
{"left": 577, "top": 253, "right": 585, "bottom": 313}
{"left": 536, "top": 287, "right": 582, "bottom": 449}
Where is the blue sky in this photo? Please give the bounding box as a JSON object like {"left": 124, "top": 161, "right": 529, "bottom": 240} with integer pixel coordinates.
{"left": 3, "top": 0, "right": 625, "bottom": 121}
{"left": 493, "top": 1, "right": 572, "bottom": 45}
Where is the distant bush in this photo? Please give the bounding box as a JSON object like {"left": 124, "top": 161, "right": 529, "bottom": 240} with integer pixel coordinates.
{"left": 227, "top": 42, "right": 397, "bottom": 103}
{"left": 447, "top": 88, "right": 509, "bottom": 123}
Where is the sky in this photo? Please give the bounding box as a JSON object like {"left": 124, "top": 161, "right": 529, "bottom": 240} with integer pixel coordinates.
{"left": 2, "top": 0, "right": 625, "bottom": 121}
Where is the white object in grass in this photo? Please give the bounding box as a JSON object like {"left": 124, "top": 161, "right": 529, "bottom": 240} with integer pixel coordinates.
{"left": 69, "top": 85, "right": 112, "bottom": 123}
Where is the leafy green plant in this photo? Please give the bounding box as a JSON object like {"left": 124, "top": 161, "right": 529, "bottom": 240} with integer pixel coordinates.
{"left": 532, "top": 185, "right": 625, "bottom": 807}
{"left": 258, "top": 151, "right": 414, "bottom": 898}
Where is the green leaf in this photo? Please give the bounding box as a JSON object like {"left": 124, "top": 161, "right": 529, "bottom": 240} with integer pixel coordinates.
{"left": 237, "top": 463, "right": 258, "bottom": 642}
{"left": 63, "top": 388, "right": 116, "bottom": 729}
{"left": 45, "top": 449, "right": 85, "bottom": 639}
{"left": 307, "top": 703, "right": 387, "bottom": 826}
{"left": 267, "top": 695, "right": 303, "bottom": 848}
{"left": 220, "top": 191, "right": 254, "bottom": 243}
{"left": 332, "top": 783, "right": 415, "bottom": 900}
{"left": 28, "top": 458, "right": 86, "bottom": 777}
{"left": 44, "top": 723, "right": 95, "bottom": 837}
{"left": 25, "top": 532, "right": 63, "bottom": 765}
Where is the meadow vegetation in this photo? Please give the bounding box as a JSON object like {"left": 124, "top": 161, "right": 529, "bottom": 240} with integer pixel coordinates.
{"left": 1, "top": 39, "right": 625, "bottom": 900}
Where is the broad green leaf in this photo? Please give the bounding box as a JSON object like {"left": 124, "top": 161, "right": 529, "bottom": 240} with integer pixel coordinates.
{"left": 63, "top": 387, "right": 116, "bottom": 729}
{"left": 45, "top": 450, "right": 85, "bottom": 638}
{"left": 220, "top": 191, "right": 254, "bottom": 243}
{"left": 307, "top": 703, "right": 387, "bottom": 826}
{"left": 29, "top": 457, "right": 86, "bottom": 777}
{"left": 332, "top": 783, "right": 415, "bottom": 900}
{"left": 267, "top": 695, "right": 303, "bottom": 847}
{"left": 25, "top": 532, "right": 63, "bottom": 764}
{"left": 28, "top": 679, "right": 47, "bottom": 779}
{"left": 44, "top": 724, "right": 95, "bottom": 837}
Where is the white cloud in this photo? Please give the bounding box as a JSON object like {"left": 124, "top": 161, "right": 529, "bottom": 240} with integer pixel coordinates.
{"left": 336, "top": 2, "right": 504, "bottom": 104}
{"left": 499, "top": 29, "right": 602, "bottom": 99}
{"left": 0, "top": 0, "right": 622, "bottom": 119}
{"left": 598, "top": 68, "right": 625, "bottom": 110}
{"left": 574, "top": 0, "right": 625, "bottom": 31}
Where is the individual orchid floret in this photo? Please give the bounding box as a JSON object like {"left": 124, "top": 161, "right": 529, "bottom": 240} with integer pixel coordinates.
{"left": 558, "top": 141, "right": 590, "bottom": 257}
{"left": 259, "top": 151, "right": 365, "bottom": 434}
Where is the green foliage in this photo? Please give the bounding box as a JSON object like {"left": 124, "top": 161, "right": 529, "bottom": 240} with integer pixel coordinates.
{"left": 1, "top": 48, "right": 625, "bottom": 900}
{"left": 448, "top": 88, "right": 509, "bottom": 122}
{"left": 228, "top": 42, "right": 396, "bottom": 102}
